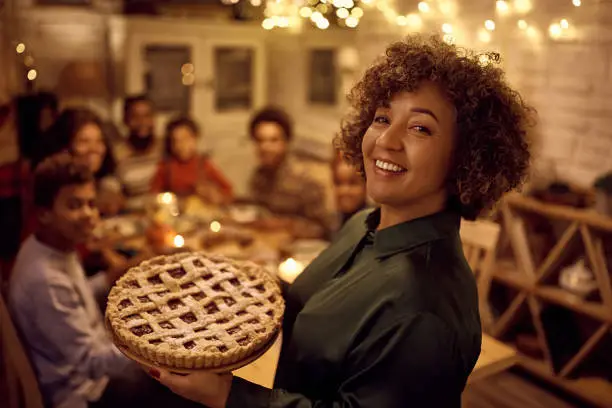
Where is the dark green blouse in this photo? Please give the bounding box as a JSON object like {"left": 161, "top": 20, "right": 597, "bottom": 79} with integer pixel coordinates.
{"left": 227, "top": 209, "right": 481, "bottom": 408}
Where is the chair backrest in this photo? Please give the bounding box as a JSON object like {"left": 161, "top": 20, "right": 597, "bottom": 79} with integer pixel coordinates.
{"left": 459, "top": 219, "right": 501, "bottom": 332}
{"left": 0, "top": 291, "right": 45, "bottom": 408}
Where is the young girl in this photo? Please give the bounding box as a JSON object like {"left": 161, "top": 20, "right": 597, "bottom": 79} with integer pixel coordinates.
{"left": 331, "top": 151, "right": 368, "bottom": 230}
{"left": 151, "top": 117, "right": 233, "bottom": 204}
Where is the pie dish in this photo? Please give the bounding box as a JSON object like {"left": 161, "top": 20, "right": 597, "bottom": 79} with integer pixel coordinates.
{"left": 106, "top": 252, "right": 284, "bottom": 370}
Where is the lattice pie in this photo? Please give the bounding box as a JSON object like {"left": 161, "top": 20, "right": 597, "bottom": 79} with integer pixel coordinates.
{"left": 106, "top": 252, "right": 284, "bottom": 369}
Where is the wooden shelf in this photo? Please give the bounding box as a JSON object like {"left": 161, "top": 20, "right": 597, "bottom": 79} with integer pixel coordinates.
{"left": 535, "top": 285, "right": 612, "bottom": 323}
{"left": 487, "top": 194, "right": 612, "bottom": 405}
{"left": 493, "top": 261, "right": 532, "bottom": 290}
{"left": 519, "top": 355, "right": 612, "bottom": 408}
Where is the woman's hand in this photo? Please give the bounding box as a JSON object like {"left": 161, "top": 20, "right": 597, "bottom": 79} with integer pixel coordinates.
{"left": 147, "top": 367, "right": 233, "bottom": 408}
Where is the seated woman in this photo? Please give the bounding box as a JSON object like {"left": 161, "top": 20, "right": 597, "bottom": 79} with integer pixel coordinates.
{"left": 331, "top": 151, "right": 368, "bottom": 231}
{"left": 38, "top": 107, "right": 123, "bottom": 216}
{"left": 151, "top": 117, "right": 233, "bottom": 204}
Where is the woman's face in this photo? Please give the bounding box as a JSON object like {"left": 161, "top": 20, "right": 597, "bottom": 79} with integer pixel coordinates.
{"left": 72, "top": 122, "right": 106, "bottom": 174}
{"left": 361, "top": 83, "right": 456, "bottom": 211}
{"left": 170, "top": 125, "right": 198, "bottom": 161}
{"left": 333, "top": 161, "right": 367, "bottom": 214}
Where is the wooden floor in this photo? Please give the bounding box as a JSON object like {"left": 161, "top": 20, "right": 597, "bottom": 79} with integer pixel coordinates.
{"left": 464, "top": 370, "right": 592, "bottom": 408}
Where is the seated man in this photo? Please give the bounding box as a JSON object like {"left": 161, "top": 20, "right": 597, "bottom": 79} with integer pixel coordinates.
{"left": 8, "top": 153, "right": 191, "bottom": 408}
{"left": 248, "top": 107, "right": 328, "bottom": 239}
{"left": 114, "top": 95, "right": 162, "bottom": 197}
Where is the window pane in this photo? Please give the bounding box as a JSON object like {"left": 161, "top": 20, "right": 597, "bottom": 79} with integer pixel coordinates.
{"left": 214, "top": 47, "right": 253, "bottom": 111}
{"left": 309, "top": 49, "right": 337, "bottom": 105}
{"left": 144, "top": 45, "right": 191, "bottom": 113}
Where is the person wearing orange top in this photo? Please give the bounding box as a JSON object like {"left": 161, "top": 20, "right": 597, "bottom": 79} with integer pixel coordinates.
{"left": 151, "top": 117, "right": 233, "bottom": 205}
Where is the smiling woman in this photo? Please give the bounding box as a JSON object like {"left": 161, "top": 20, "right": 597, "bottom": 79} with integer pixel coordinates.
{"left": 148, "top": 35, "right": 534, "bottom": 408}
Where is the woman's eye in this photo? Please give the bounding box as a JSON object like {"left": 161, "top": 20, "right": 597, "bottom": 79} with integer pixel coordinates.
{"left": 373, "top": 115, "right": 390, "bottom": 125}
{"left": 412, "top": 125, "right": 432, "bottom": 135}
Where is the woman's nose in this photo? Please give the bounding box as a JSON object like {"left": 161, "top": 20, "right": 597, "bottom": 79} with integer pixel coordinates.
{"left": 375, "top": 125, "right": 403, "bottom": 151}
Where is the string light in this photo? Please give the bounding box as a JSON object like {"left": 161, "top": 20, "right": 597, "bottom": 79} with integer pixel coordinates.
{"left": 496, "top": 1, "right": 510, "bottom": 14}
{"left": 316, "top": 17, "right": 330, "bottom": 29}
{"left": 396, "top": 15, "right": 408, "bottom": 26}
{"left": 549, "top": 23, "right": 562, "bottom": 38}
{"left": 442, "top": 23, "right": 453, "bottom": 34}
{"left": 572, "top": 0, "right": 581, "bottom": 6}
{"left": 27, "top": 69, "right": 37, "bottom": 81}
{"left": 485, "top": 20, "right": 496, "bottom": 31}
{"left": 346, "top": 16, "right": 359, "bottom": 27}
{"left": 16, "top": 43, "right": 25, "bottom": 54}
{"left": 299, "top": 6, "right": 312, "bottom": 17}
{"left": 560, "top": 18, "right": 569, "bottom": 29}
{"left": 518, "top": 19, "right": 528, "bottom": 30}
{"left": 337, "top": 7, "right": 349, "bottom": 18}
{"left": 351, "top": 7, "right": 363, "bottom": 18}
{"left": 262, "top": 18, "right": 275, "bottom": 29}
{"left": 513, "top": 0, "right": 532, "bottom": 13}
{"left": 418, "top": 1, "right": 430, "bottom": 13}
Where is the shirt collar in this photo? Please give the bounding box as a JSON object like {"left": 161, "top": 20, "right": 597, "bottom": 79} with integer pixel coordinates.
{"left": 364, "top": 208, "right": 461, "bottom": 258}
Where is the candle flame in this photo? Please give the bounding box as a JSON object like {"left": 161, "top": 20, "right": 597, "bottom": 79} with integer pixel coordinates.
{"left": 173, "top": 234, "right": 185, "bottom": 248}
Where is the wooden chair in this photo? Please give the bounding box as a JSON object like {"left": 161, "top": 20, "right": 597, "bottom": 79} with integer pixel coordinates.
{"left": 460, "top": 219, "right": 501, "bottom": 332}
{"left": 0, "top": 291, "right": 45, "bottom": 408}
{"left": 460, "top": 219, "right": 517, "bottom": 383}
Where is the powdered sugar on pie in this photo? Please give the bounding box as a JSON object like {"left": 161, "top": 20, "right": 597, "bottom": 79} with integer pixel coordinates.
{"left": 106, "top": 252, "right": 284, "bottom": 369}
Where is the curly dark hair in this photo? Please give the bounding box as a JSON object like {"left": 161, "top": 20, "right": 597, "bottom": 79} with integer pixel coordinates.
{"left": 164, "top": 116, "right": 200, "bottom": 158}
{"left": 37, "top": 108, "right": 116, "bottom": 180}
{"left": 335, "top": 35, "right": 534, "bottom": 220}
{"left": 34, "top": 152, "right": 94, "bottom": 209}
{"left": 249, "top": 106, "right": 293, "bottom": 141}
{"left": 123, "top": 94, "right": 154, "bottom": 122}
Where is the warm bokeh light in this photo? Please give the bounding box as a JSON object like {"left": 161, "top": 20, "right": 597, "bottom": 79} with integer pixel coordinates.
{"left": 181, "top": 73, "right": 195, "bottom": 86}
{"left": 16, "top": 43, "right": 25, "bottom": 54}
{"left": 173, "top": 235, "right": 185, "bottom": 248}
{"left": 572, "top": 0, "right": 581, "bottom": 6}
{"left": 442, "top": 23, "right": 453, "bottom": 34}
{"left": 496, "top": 0, "right": 510, "bottom": 14}
{"left": 210, "top": 221, "right": 222, "bottom": 233}
{"left": 262, "top": 18, "right": 275, "bottom": 29}
{"left": 337, "top": 8, "right": 350, "bottom": 19}
{"left": 181, "top": 63, "right": 194, "bottom": 75}
{"left": 310, "top": 11, "right": 323, "bottom": 22}
{"left": 351, "top": 7, "right": 364, "bottom": 18}
{"left": 250, "top": 0, "right": 262, "bottom": 6}
{"left": 513, "top": 0, "right": 532, "bottom": 13}
{"left": 418, "top": 1, "right": 430, "bottom": 13}
{"left": 299, "top": 7, "right": 312, "bottom": 18}
{"left": 518, "top": 19, "right": 528, "bottom": 30}
{"left": 396, "top": 15, "right": 408, "bottom": 26}
{"left": 27, "top": 69, "right": 37, "bottom": 81}
{"left": 549, "top": 23, "right": 562, "bottom": 38}
{"left": 485, "top": 20, "right": 496, "bottom": 31}
{"left": 316, "top": 17, "right": 330, "bottom": 29}
{"left": 345, "top": 16, "right": 359, "bottom": 28}
{"left": 560, "top": 19, "right": 569, "bottom": 29}
{"left": 406, "top": 13, "right": 423, "bottom": 28}
{"left": 160, "top": 192, "right": 174, "bottom": 205}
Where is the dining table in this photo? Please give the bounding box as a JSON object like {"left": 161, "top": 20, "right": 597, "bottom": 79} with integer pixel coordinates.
{"left": 100, "top": 193, "right": 517, "bottom": 389}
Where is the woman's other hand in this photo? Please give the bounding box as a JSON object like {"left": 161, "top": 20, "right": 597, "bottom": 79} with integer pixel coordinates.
{"left": 147, "top": 367, "right": 233, "bottom": 408}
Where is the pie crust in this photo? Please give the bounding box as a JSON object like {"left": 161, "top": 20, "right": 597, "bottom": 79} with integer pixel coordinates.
{"left": 106, "top": 252, "right": 284, "bottom": 369}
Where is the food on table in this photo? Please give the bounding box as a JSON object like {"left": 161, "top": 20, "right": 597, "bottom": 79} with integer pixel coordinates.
{"left": 106, "top": 252, "right": 284, "bottom": 370}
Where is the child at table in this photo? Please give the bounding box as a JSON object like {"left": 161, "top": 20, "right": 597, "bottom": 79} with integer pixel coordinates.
{"left": 150, "top": 117, "right": 233, "bottom": 204}
{"left": 331, "top": 151, "right": 368, "bottom": 231}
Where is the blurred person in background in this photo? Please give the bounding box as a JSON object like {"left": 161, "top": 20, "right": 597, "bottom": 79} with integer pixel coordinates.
{"left": 331, "top": 150, "right": 368, "bottom": 232}
{"left": 9, "top": 152, "right": 194, "bottom": 408}
{"left": 115, "top": 94, "right": 162, "bottom": 197}
{"left": 151, "top": 116, "right": 233, "bottom": 204}
{"left": 248, "top": 107, "right": 328, "bottom": 239}
{"left": 16, "top": 91, "right": 59, "bottom": 166}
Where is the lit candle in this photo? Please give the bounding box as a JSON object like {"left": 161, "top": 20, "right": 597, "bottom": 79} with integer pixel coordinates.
{"left": 173, "top": 234, "right": 185, "bottom": 248}
{"left": 210, "top": 221, "right": 221, "bottom": 233}
{"left": 278, "top": 257, "right": 305, "bottom": 284}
